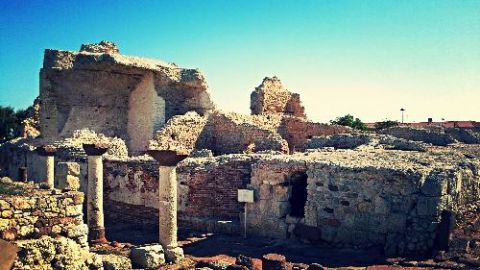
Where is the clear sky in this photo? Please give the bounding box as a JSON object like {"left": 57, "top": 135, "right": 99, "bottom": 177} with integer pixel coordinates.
{"left": 1, "top": 0, "right": 479, "bottom": 123}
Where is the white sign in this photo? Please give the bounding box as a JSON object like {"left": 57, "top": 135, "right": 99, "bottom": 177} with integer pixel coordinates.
{"left": 237, "top": 189, "right": 254, "bottom": 203}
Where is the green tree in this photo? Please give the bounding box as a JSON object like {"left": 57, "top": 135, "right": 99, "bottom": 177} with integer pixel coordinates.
{"left": 0, "top": 106, "right": 29, "bottom": 142}
{"left": 330, "top": 114, "right": 366, "bottom": 130}
{"left": 375, "top": 120, "right": 399, "bottom": 130}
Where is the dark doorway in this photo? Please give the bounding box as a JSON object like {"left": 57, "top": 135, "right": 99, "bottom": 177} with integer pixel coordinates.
{"left": 434, "top": 210, "right": 454, "bottom": 251}
{"left": 288, "top": 172, "right": 308, "bottom": 217}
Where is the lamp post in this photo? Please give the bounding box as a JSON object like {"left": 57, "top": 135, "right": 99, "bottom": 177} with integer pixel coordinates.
{"left": 147, "top": 149, "right": 189, "bottom": 263}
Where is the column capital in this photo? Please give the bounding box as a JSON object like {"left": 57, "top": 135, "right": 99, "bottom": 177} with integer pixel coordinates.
{"left": 82, "top": 143, "right": 110, "bottom": 156}
{"left": 35, "top": 145, "right": 57, "bottom": 156}
{"left": 147, "top": 149, "right": 189, "bottom": 166}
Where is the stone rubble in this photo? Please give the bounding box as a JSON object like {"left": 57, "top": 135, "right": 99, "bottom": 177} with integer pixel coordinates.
{"left": 130, "top": 243, "right": 166, "bottom": 269}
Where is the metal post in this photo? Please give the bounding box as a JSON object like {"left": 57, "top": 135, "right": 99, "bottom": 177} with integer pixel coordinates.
{"left": 244, "top": 203, "right": 247, "bottom": 239}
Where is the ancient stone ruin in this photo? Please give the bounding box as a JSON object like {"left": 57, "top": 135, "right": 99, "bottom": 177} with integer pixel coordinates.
{"left": 1, "top": 41, "right": 480, "bottom": 269}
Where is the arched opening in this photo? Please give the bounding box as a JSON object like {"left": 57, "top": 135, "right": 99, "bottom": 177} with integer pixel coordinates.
{"left": 288, "top": 172, "right": 308, "bottom": 218}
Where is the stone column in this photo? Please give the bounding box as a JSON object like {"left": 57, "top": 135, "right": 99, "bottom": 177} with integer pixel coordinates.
{"left": 147, "top": 149, "right": 188, "bottom": 263}
{"left": 83, "top": 143, "right": 109, "bottom": 243}
{"left": 35, "top": 145, "right": 57, "bottom": 189}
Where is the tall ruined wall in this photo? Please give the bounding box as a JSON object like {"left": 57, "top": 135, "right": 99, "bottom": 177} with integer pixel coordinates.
{"left": 39, "top": 41, "right": 214, "bottom": 155}
{"left": 250, "top": 77, "right": 306, "bottom": 118}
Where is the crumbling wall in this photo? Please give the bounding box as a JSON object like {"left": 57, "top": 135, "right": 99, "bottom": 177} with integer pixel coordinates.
{"left": 250, "top": 77, "right": 306, "bottom": 118}
{"left": 0, "top": 138, "right": 48, "bottom": 183}
{"left": 243, "top": 148, "right": 480, "bottom": 256}
{"left": 0, "top": 181, "right": 87, "bottom": 248}
{"left": 39, "top": 41, "right": 214, "bottom": 154}
{"left": 103, "top": 158, "right": 159, "bottom": 226}
{"left": 277, "top": 116, "right": 352, "bottom": 152}
{"left": 176, "top": 155, "right": 258, "bottom": 234}
{"left": 381, "top": 126, "right": 480, "bottom": 146}
{"left": 209, "top": 112, "right": 289, "bottom": 155}
{"left": 102, "top": 155, "right": 254, "bottom": 232}
{"left": 151, "top": 111, "right": 289, "bottom": 155}
{"left": 248, "top": 157, "right": 308, "bottom": 239}
{"left": 150, "top": 112, "right": 210, "bottom": 154}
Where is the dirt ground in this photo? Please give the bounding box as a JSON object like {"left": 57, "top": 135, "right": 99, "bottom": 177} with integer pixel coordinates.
{"left": 105, "top": 224, "right": 461, "bottom": 269}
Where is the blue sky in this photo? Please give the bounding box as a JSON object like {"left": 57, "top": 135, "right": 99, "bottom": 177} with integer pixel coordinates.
{"left": 1, "top": 0, "right": 479, "bottom": 122}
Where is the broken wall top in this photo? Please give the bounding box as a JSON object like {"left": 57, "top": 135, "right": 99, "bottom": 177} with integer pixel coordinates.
{"left": 43, "top": 44, "right": 207, "bottom": 90}
{"left": 250, "top": 76, "right": 306, "bottom": 118}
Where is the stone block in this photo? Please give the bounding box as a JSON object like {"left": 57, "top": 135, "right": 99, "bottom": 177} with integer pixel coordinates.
{"left": 102, "top": 254, "right": 132, "bottom": 270}
{"left": 130, "top": 244, "right": 165, "bottom": 269}
{"left": 164, "top": 246, "right": 184, "bottom": 263}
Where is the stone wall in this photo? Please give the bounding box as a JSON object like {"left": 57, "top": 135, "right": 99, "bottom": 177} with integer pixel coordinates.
{"left": 150, "top": 111, "right": 350, "bottom": 155}
{"left": 209, "top": 112, "right": 289, "bottom": 155}
{"left": 250, "top": 77, "right": 306, "bottom": 118}
{"left": 40, "top": 41, "right": 214, "bottom": 154}
{"left": 248, "top": 157, "right": 308, "bottom": 239}
{"left": 0, "top": 181, "right": 88, "bottom": 248}
{"left": 245, "top": 148, "right": 480, "bottom": 256}
{"left": 277, "top": 116, "right": 352, "bottom": 152}
{"left": 382, "top": 126, "right": 480, "bottom": 146}
{"left": 151, "top": 111, "right": 289, "bottom": 155}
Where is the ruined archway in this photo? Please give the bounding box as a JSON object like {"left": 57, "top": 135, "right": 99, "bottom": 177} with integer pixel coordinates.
{"left": 288, "top": 172, "right": 308, "bottom": 218}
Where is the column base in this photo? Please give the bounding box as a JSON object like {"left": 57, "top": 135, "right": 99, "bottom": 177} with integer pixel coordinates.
{"left": 89, "top": 227, "right": 107, "bottom": 244}
{"left": 164, "top": 246, "right": 184, "bottom": 263}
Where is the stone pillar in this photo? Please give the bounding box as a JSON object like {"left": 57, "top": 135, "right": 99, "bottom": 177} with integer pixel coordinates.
{"left": 35, "top": 145, "right": 57, "bottom": 189}
{"left": 147, "top": 149, "right": 188, "bottom": 263}
{"left": 83, "top": 143, "right": 109, "bottom": 243}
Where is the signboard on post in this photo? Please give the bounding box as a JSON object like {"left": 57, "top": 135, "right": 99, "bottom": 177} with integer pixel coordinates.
{"left": 238, "top": 189, "right": 254, "bottom": 239}
{"left": 238, "top": 189, "right": 254, "bottom": 203}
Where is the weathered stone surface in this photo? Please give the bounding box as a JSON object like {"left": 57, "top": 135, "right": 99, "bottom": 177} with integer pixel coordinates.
{"left": 40, "top": 42, "right": 214, "bottom": 155}
{"left": 101, "top": 253, "right": 132, "bottom": 270}
{"left": 0, "top": 181, "right": 87, "bottom": 247}
{"left": 80, "top": 40, "right": 119, "bottom": 54}
{"left": 12, "top": 235, "right": 97, "bottom": 270}
{"left": 164, "top": 246, "right": 184, "bottom": 263}
{"left": 381, "top": 126, "right": 475, "bottom": 146}
{"left": 130, "top": 244, "right": 165, "bottom": 269}
{"left": 56, "top": 161, "right": 81, "bottom": 191}
{"left": 305, "top": 133, "right": 427, "bottom": 152}
{"left": 250, "top": 77, "right": 305, "bottom": 118}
